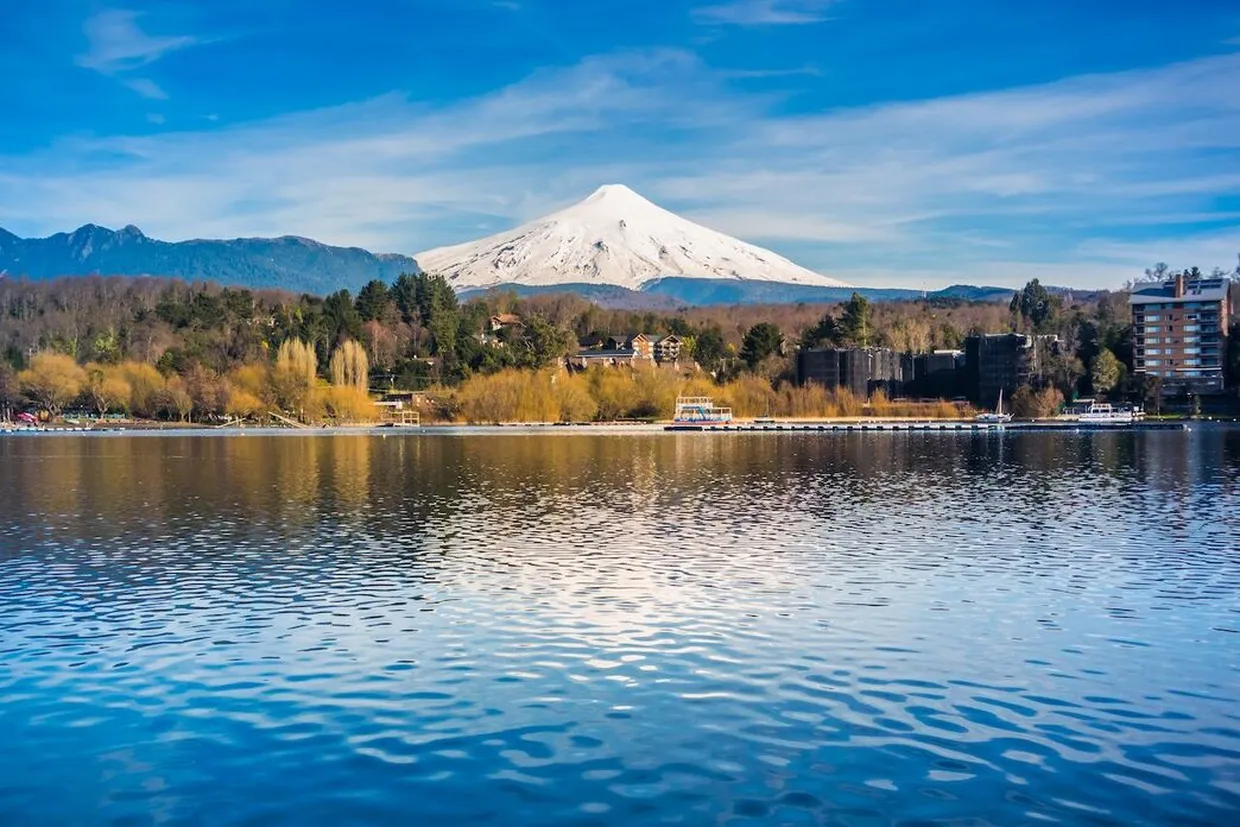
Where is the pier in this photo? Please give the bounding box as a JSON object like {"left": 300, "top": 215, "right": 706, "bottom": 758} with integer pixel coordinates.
{"left": 664, "top": 421, "right": 1190, "bottom": 433}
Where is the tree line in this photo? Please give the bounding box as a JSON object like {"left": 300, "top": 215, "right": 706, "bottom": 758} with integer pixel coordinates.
{"left": 1, "top": 266, "right": 1236, "bottom": 423}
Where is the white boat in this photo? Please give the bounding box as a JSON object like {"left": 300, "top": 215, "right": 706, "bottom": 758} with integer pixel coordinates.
{"left": 673, "top": 396, "right": 733, "bottom": 424}
{"left": 976, "top": 388, "right": 1013, "bottom": 424}
{"left": 1077, "top": 401, "right": 1144, "bottom": 425}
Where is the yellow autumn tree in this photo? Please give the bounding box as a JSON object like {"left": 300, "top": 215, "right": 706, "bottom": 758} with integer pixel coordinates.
{"left": 273, "top": 339, "right": 318, "bottom": 418}
{"left": 18, "top": 352, "right": 86, "bottom": 416}
{"left": 552, "top": 370, "right": 598, "bottom": 422}
{"left": 329, "top": 339, "right": 369, "bottom": 390}
{"left": 83, "top": 364, "right": 132, "bottom": 416}
{"left": 320, "top": 385, "right": 378, "bottom": 423}
{"left": 117, "top": 361, "right": 164, "bottom": 418}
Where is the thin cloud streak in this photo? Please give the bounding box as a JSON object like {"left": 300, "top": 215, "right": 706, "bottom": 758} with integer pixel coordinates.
{"left": 693, "top": 0, "right": 840, "bottom": 26}
{"left": 76, "top": 9, "right": 198, "bottom": 74}
{"left": 125, "top": 78, "right": 169, "bottom": 100}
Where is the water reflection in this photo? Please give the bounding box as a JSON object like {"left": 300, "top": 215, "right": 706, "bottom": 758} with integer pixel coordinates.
{"left": 1, "top": 429, "right": 1239, "bottom": 826}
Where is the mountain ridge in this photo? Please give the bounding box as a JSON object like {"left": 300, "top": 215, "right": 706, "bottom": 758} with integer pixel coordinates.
{"left": 460, "top": 280, "right": 1045, "bottom": 308}
{"left": 0, "top": 224, "right": 421, "bottom": 294}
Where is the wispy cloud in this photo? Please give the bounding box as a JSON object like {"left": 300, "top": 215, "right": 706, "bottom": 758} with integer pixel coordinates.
{"left": 722, "top": 65, "right": 822, "bottom": 79}
{"left": 4, "top": 48, "right": 1239, "bottom": 288}
{"left": 75, "top": 9, "right": 197, "bottom": 102}
{"left": 125, "top": 77, "right": 169, "bottom": 100}
{"left": 77, "top": 9, "right": 197, "bottom": 74}
{"left": 693, "top": 0, "right": 840, "bottom": 26}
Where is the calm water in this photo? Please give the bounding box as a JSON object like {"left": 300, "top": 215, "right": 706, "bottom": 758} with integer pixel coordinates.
{"left": 2, "top": 430, "right": 1239, "bottom": 826}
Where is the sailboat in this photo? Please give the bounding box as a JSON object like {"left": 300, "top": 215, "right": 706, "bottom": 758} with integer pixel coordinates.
{"left": 976, "top": 388, "right": 1014, "bottom": 424}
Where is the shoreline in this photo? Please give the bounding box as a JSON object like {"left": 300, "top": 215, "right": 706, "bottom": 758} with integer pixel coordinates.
{"left": 1, "top": 417, "right": 1205, "bottom": 437}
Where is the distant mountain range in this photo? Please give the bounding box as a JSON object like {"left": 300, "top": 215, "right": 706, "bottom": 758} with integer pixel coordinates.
{"left": 459, "top": 279, "right": 1024, "bottom": 308}
{"left": 0, "top": 224, "right": 420, "bottom": 294}
{"left": 1, "top": 197, "right": 1075, "bottom": 307}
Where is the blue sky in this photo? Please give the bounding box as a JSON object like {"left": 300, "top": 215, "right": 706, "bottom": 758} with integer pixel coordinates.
{"left": 1, "top": 0, "right": 1238, "bottom": 288}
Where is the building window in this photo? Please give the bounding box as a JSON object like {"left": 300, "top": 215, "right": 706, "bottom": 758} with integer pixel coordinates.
{"left": 1184, "top": 359, "right": 1201, "bottom": 366}
{"left": 1145, "top": 348, "right": 1161, "bottom": 356}
{"left": 1146, "top": 359, "right": 1162, "bottom": 367}
{"left": 1183, "top": 336, "right": 1200, "bottom": 344}
{"left": 1144, "top": 326, "right": 1161, "bottom": 334}
{"left": 1145, "top": 314, "right": 1161, "bottom": 322}
{"left": 1183, "top": 325, "right": 1199, "bottom": 332}
{"left": 1184, "top": 347, "right": 1201, "bottom": 355}
{"left": 1144, "top": 337, "right": 1161, "bottom": 345}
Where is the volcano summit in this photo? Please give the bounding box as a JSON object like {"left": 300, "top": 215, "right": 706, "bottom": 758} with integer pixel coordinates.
{"left": 414, "top": 185, "right": 847, "bottom": 291}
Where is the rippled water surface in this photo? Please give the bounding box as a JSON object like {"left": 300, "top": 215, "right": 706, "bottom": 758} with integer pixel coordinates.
{"left": 2, "top": 430, "right": 1240, "bottom": 826}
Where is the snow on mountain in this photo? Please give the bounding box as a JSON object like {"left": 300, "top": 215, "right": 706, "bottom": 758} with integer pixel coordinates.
{"left": 414, "top": 184, "right": 848, "bottom": 290}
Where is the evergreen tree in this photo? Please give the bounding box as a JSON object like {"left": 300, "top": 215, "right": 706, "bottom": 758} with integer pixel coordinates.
{"left": 355, "top": 280, "right": 394, "bottom": 323}
{"left": 801, "top": 312, "right": 844, "bottom": 348}
{"left": 1010, "top": 279, "right": 1059, "bottom": 333}
{"left": 740, "top": 322, "right": 782, "bottom": 369}
{"left": 324, "top": 290, "right": 363, "bottom": 342}
{"left": 839, "top": 293, "right": 873, "bottom": 347}
{"left": 391, "top": 273, "right": 419, "bottom": 325}
{"left": 691, "top": 325, "right": 728, "bottom": 373}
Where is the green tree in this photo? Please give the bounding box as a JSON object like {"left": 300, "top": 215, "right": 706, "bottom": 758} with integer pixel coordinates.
{"left": 801, "top": 313, "right": 843, "bottom": 349}
{"left": 1010, "top": 279, "right": 1060, "bottom": 333}
{"left": 691, "top": 325, "right": 728, "bottom": 374}
{"left": 1090, "top": 349, "right": 1121, "bottom": 397}
{"left": 355, "top": 280, "right": 395, "bottom": 323}
{"left": 324, "top": 290, "right": 363, "bottom": 342}
{"left": 391, "top": 273, "right": 419, "bottom": 324}
{"left": 520, "top": 316, "right": 574, "bottom": 368}
{"left": 91, "top": 328, "right": 122, "bottom": 363}
{"left": 839, "top": 293, "right": 873, "bottom": 347}
{"left": 740, "top": 322, "right": 782, "bottom": 370}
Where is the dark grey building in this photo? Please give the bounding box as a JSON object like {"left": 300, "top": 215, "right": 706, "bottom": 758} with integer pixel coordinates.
{"left": 964, "top": 333, "right": 1054, "bottom": 407}
{"left": 909, "top": 350, "right": 964, "bottom": 399}
{"left": 797, "top": 348, "right": 907, "bottom": 398}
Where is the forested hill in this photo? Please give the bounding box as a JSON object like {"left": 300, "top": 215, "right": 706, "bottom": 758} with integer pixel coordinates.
{"left": 0, "top": 224, "right": 420, "bottom": 294}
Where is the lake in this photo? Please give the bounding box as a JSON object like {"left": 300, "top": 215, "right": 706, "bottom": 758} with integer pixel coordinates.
{"left": 2, "top": 429, "right": 1239, "bottom": 826}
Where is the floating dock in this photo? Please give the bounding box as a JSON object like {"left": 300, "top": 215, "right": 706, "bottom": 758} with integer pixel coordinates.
{"left": 664, "top": 421, "right": 1190, "bottom": 433}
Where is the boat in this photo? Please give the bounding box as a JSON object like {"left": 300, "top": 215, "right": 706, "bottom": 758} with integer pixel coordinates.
{"left": 975, "top": 389, "right": 1013, "bottom": 424}
{"left": 672, "top": 396, "right": 733, "bottom": 425}
{"left": 1077, "top": 401, "right": 1144, "bottom": 425}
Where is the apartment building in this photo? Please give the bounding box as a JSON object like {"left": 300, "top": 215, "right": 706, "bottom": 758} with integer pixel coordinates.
{"left": 1130, "top": 273, "right": 1231, "bottom": 396}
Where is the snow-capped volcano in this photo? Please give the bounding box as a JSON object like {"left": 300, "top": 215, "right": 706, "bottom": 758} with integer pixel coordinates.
{"left": 414, "top": 184, "right": 847, "bottom": 290}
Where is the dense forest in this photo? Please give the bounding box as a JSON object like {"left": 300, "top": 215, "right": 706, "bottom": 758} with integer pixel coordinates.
{"left": 0, "top": 270, "right": 1234, "bottom": 423}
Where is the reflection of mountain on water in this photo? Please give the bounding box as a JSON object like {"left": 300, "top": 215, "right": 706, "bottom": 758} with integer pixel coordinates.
{"left": 4, "top": 430, "right": 1238, "bottom": 576}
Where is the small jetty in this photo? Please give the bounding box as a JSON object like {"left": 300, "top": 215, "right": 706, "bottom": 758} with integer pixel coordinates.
{"left": 664, "top": 420, "right": 1189, "bottom": 433}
